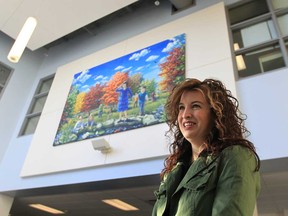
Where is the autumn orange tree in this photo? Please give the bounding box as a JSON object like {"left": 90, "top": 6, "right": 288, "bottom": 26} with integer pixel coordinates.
{"left": 82, "top": 84, "right": 104, "bottom": 112}
{"left": 158, "top": 46, "right": 185, "bottom": 92}
{"left": 102, "top": 71, "right": 129, "bottom": 106}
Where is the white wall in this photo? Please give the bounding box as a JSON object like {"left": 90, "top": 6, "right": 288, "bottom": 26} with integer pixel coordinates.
{"left": 237, "top": 68, "right": 288, "bottom": 160}
{"left": 0, "top": 194, "right": 13, "bottom": 216}
{"left": 20, "top": 2, "right": 236, "bottom": 177}
{"left": 0, "top": 31, "right": 45, "bottom": 163}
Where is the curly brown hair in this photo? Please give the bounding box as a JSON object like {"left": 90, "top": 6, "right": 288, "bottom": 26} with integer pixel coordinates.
{"left": 161, "top": 78, "right": 260, "bottom": 178}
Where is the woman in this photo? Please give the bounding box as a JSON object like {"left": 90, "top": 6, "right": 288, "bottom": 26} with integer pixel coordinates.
{"left": 152, "top": 78, "right": 260, "bottom": 216}
{"left": 87, "top": 113, "right": 95, "bottom": 127}
{"left": 116, "top": 81, "right": 133, "bottom": 119}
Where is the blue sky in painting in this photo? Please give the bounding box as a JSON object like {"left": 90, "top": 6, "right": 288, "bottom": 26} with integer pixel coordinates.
{"left": 72, "top": 33, "right": 185, "bottom": 93}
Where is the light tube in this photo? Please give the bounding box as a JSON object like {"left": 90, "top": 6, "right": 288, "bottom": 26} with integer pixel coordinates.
{"left": 29, "top": 204, "right": 65, "bottom": 214}
{"left": 7, "top": 17, "right": 37, "bottom": 63}
{"left": 102, "top": 199, "right": 139, "bottom": 211}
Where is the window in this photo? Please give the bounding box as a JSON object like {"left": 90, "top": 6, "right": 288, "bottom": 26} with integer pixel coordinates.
{"left": 0, "top": 62, "right": 13, "bottom": 99}
{"left": 19, "top": 75, "right": 54, "bottom": 136}
{"left": 232, "top": 20, "right": 277, "bottom": 49}
{"left": 228, "top": 0, "right": 288, "bottom": 78}
{"left": 277, "top": 13, "right": 288, "bottom": 36}
{"left": 271, "top": 0, "right": 288, "bottom": 10}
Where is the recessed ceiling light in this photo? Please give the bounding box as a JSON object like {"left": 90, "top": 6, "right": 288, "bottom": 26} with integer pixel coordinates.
{"left": 102, "top": 199, "right": 139, "bottom": 211}
{"left": 29, "top": 204, "right": 65, "bottom": 214}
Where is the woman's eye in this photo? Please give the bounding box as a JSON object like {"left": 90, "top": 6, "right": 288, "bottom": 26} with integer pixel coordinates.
{"left": 178, "top": 105, "right": 185, "bottom": 110}
{"left": 192, "top": 104, "right": 201, "bottom": 109}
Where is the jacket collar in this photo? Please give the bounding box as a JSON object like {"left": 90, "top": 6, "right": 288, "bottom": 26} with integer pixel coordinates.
{"left": 173, "top": 153, "right": 219, "bottom": 195}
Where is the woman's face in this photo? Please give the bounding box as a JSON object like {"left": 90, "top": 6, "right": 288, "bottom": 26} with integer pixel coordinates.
{"left": 177, "top": 90, "right": 213, "bottom": 146}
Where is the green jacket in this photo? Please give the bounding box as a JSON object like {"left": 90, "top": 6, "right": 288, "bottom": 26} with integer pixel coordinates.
{"left": 152, "top": 145, "right": 260, "bottom": 216}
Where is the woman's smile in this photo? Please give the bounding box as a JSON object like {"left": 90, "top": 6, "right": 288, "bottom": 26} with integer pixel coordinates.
{"left": 178, "top": 90, "right": 213, "bottom": 146}
{"left": 182, "top": 120, "right": 196, "bottom": 128}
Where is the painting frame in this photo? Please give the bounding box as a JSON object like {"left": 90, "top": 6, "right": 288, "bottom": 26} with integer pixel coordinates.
{"left": 53, "top": 33, "right": 186, "bottom": 146}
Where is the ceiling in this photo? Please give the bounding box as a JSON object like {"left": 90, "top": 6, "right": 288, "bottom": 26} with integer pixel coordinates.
{"left": 5, "top": 158, "right": 288, "bottom": 216}
{"left": 8, "top": 174, "right": 161, "bottom": 216}
{"left": 0, "top": 0, "right": 197, "bottom": 51}
{"left": 1, "top": 0, "right": 288, "bottom": 215}
{"left": 0, "top": 0, "right": 138, "bottom": 51}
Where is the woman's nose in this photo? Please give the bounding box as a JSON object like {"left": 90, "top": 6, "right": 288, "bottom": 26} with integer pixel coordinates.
{"left": 182, "top": 108, "right": 192, "bottom": 119}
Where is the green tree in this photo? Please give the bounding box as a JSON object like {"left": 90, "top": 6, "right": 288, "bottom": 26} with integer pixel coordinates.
{"left": 129, "top": 73, "right": 143, "bottom": 93}
{"left": 141, "top": 79, "right": 157, "bottom": 96}
{"left": 60, "top": 85, "right": 79, "bottom": 123}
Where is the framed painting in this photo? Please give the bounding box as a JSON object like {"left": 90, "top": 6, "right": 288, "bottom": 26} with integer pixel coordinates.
{"left": 53, "top": 33, "right": 185, "bottom": 146}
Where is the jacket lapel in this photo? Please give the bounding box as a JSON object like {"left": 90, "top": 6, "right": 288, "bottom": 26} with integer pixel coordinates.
{"left": 165, "top": 162, "right": 186, "bottom": 199}
{"left": 173, "top": 154, "right": 219, "bottom": 195}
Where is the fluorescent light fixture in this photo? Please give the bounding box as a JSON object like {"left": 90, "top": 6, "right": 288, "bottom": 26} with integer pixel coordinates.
{"left": 29, "top": 204, "right": 65, "bottom": 214}
{"left": 233, "top": 43, "right": 246, "bottom": 71}
{"left": 102, "top": 199, "right": 139, "bottom": 211}
{"left": 7, "top": 17, "right": 37, "bottom": 63}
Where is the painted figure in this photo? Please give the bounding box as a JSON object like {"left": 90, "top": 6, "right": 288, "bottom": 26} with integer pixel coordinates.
{"left": 87, "top": 113, "right": 95, "bottom": 127}
{"left": 138, "top": 86, "right": 147, "bottom": 116}
{"left": 133, "top": 93, "right": 138, "bottom": 108}
{"left": 73, "top": 115, "right": 85, "bottom": 133}
{"left": 116, "top": 81, "right": 133, "bottom": 119}
{"left": 98, "top": 104, "right": 104, "bottom": 118}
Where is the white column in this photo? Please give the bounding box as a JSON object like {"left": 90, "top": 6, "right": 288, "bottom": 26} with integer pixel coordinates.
{"left": 0, "top": 194, "right": 14, "bottom": 216}
{"left": 253, "top": 203, "right": 258, "bottom": 216}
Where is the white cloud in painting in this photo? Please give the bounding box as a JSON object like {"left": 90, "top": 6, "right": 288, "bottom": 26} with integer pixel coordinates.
{"left": 95, "top": 75, "right": 109, "bottom": 84}
{"left": 136, "top": 66, "right": 144, "bottom": 71}
{"left": 81, "top": 84, "right": 90, "bottom": 92}
{"left": 114, "top": 65, "right": 125, "bottom": 71}
{"left": 129, "top": 49, "right": 150, "bottom": 61}
{"left": 121, "top": 66, "right": 132, "bottom": 72}
{"left": 73, "top": 69, "right": 92, "bottom": 84}
{"left": 159, "top": 57, "right": 166, "bottom": 64}
{"left": 74, "top": 83, "right": 81, "bottom": 89}
{"left": 162, "top": 38, "right": 181, "bottom": 53}
{"left": 146, "top": 55, "right": 159, "bottom": 62}
{"left": 95, "top": 75, "right": 104, "bottom": 80}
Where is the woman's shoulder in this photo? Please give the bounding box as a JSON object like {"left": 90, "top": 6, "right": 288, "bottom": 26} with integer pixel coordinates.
{"left": 220, "top": 145, "right": 257, "bottom": 168}
{"left": 221, "top": 144, "right": 252, "bottom": 156}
